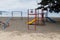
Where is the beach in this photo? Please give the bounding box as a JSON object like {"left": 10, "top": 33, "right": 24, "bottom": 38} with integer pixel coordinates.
{"left": 0, "top": 17, "right": 60, "bottom": 40}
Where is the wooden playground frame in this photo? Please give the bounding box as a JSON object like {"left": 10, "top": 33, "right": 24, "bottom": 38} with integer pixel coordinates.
{"left": 27, "top": 9, "right": 45, "bottom": 30}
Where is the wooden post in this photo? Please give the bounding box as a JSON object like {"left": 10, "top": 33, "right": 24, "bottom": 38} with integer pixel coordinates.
{"left": 41, "top": 8, "right": 44, "bottom": 24}
{"left": 35, "top": 9, "right": 37, "bottom": 30}
{"left": 38, "top": 9, "right": 39, "bottom": 24}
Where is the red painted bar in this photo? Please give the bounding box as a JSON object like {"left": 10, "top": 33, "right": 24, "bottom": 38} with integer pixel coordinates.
{"left": 34, "top": 9, "right": 37, "bottom": 30}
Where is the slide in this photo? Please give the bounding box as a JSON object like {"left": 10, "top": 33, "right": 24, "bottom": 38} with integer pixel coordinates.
{"left": 3, "top": 17, "right": 12, "bottom": 29}
{"left": 46, "top": 17, "right": 56, "bottom": 23}
{"left": 27, "top": 18, "right": 38, "bottom": 25}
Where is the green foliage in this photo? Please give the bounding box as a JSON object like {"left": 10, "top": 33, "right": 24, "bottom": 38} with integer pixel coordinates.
{"left": 38, "top": 0, "right": 60, "bottom": 13}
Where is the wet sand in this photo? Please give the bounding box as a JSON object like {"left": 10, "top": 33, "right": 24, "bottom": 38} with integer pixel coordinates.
{"left": 0, "top": 17, "right": 60, "bottom": 40}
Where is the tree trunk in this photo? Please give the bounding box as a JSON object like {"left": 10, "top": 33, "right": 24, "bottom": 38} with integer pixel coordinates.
{"left": 41, "top": 9, "right": 44, "bottom": 24}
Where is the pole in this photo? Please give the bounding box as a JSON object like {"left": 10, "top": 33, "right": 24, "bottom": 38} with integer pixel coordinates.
{"left": 41, "top": 8, "right": 44, "bottom": 24}
{"left": 28, "top": 9, "right": 29, "bottom": 30}
{"left": 38, "top": 9, "right": 39, "bottom": 24}
{"left": 11, "top": 11, "right": 13, "bottom": 20}
{"left": 21, "top": 11, "right": 23, "bottom": 20}
{"left": 35, "top": 9, "right": 37, "bottom": 30}
{"left": 12, "top": 11, "right": 13, "bottom": 17}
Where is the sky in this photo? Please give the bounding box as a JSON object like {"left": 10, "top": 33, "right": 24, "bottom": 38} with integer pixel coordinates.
{"left": 0, "top": 0, "right": 60, "bottom": 17}
{"left": 0, "top": 0, "right": 40, "bottom": 11}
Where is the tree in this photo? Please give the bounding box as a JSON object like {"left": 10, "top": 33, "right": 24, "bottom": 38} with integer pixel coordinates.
{"left": 37, "top": 0, "right": 60, "bottom": 13}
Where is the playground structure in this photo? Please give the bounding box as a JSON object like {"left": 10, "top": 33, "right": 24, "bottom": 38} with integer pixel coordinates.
{"left": 27, "top": 9, "right": 45, "bottom": 30}
{"left": 27, "top": 9, "right": 56, "bottom": 30}
{"left": 0, "top": 10, "right": 56, "bottom": 30}
{"left": 0, "top": 17, "right": 11, "bottom": 29}
{"left": 0, "top": 11, "right": 23, "bottom": 29}
{"left": 11, "top": 11, "right": 23, "bottom": 20}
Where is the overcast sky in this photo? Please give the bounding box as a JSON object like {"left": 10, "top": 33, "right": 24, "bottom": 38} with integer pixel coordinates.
{"left": 0, "top": 0, "right": 40, "bottom": 11}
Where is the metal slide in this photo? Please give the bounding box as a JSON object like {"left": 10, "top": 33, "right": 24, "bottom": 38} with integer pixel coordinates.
{"left": 46, "top": 17, "right": 56, "bottom": 23}
{"left": 3, "top": 17, "right": 12, "bottom": 29}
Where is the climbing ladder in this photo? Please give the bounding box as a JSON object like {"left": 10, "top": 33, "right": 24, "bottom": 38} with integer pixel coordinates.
{"left": 27, "top": 9, "right": 37, "bottom": 30}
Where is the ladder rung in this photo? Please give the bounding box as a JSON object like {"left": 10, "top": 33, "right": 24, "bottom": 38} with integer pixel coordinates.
{"left": 28, "top": 13, "right": 42, "bottom": 15}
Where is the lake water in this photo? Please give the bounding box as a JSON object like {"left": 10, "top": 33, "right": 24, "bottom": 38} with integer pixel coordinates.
{"left": 0, "top": 11, "right": 60, "bottom": 17}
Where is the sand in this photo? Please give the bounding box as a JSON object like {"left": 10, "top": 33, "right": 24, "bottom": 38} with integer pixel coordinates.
{"left": 0, "top": 17, "right": 60, "bottom": 40}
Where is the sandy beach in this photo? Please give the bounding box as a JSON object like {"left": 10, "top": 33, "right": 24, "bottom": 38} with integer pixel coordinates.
{"left": 0, "top": 17, "right": 60, "bottom": 40}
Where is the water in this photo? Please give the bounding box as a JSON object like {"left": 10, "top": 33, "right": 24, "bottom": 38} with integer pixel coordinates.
{"left": 0, "top": 11, "right": 60, "bottom": 17}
